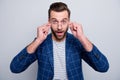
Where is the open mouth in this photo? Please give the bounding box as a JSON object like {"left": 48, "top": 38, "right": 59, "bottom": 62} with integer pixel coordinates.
{"left": 56, "top": 31, "right": 64, "bottom": 36}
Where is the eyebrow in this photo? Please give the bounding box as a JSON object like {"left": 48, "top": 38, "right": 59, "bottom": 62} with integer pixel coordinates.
{"left": 50, "top": 18, "right": 68, "bottom": 21}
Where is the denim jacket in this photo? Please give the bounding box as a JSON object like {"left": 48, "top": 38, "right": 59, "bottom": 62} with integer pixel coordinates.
{"left": 10, "top": 33, "right": 109, "bottom": 80}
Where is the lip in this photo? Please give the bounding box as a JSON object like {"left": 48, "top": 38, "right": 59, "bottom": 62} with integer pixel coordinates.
{"left": 56, "top": 31, "right": 64, "bottom": 36}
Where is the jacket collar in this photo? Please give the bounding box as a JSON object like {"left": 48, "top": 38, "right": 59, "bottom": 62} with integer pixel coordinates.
{"left": 46, "top": 33, "right": 73, "bottom": 71}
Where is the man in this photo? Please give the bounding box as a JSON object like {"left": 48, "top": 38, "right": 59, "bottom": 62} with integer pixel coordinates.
{"left": 10, "top": 2, "right": 109, "bottom": 80}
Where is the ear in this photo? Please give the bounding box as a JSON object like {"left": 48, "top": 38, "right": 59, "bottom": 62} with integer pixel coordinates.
{"left": 48, "top": 19, "right": 50, "bottom": 22}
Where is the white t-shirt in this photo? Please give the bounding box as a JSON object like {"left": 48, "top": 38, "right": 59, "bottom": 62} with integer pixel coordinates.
{"left": 53, "top": 39, "right": 68, "bottom": 80}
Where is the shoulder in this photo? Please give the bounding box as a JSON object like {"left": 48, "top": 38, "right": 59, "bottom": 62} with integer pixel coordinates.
{"left": 66, "top": 33, "right": 82, "bottom": 46}
{"left": 66, "top": 33, "right": 79, "bottom": 43}
{"left": 66, "top": 33, "right": 84, "bottom": 51}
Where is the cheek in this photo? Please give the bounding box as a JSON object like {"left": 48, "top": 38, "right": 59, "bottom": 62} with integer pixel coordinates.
{"left": 51, "top": 26, "right": 57, "bottom": 32}
{"left": 64, "top": 25, "right": 69, "bottom": 30}
{"left": 51, "top": 26, "right": 56, "bottom": 30}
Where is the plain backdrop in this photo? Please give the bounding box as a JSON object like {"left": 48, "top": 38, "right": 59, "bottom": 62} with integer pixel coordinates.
{"left": 0, "top": 0, "right": 120, "bottom": 80}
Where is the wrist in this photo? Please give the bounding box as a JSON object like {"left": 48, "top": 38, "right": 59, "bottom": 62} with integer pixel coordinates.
{"left": 34, "top": 38, "right": 43, "bottom": 45}
{"left": 78, "top": 35, "right": 93, "bottom": 52}
{"left": 27, "top": 38, "right": 42, "bottom": 54}
{"left": 78, "top": 34, "right": 86, "bottom": 42}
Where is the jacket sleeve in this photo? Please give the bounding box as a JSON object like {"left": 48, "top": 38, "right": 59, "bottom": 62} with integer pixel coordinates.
{"left": 81, "top": 45, "right": 109, "bottom": 72}
{"left": 10, "top": 47, "right": 37, "bottom": 73}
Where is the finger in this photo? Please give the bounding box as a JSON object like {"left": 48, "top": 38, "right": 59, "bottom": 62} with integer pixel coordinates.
{"left": 44, "top": 23, "right": 51, "bottom": 31}
{"left": 69, "top": 22, "right": 73, "bottom": 28}
{"left": 73, "top": 22, "right": 78, "bottom": 30}
{"left": 40, "top": 23, "right": 49, "bottom": 31}
{"left": 46, "top": 23, "right": 51, "bottom": 27}
{"left": 41, "top": 23, "right": 50, "bottom": 35}
{"left": 69, "top": 22, "right": 74, "bottom": 30}
{"left": 47, "top": 22, "right": 51, "bottom": 27}
{"left": 69, "top": 22, "right": 77, "bottom": 31}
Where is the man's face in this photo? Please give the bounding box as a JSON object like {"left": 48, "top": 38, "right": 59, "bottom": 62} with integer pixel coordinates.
{"left": 49, "top": 10, "right": 70, "bottom": 41}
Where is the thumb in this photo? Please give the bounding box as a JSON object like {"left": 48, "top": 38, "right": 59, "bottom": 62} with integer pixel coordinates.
{"left": 69, "top": 22, "right": 73, "bottom": 31}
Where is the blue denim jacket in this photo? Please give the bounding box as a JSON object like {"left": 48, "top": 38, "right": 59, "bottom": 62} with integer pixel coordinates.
{"left": 10, "top": 33, "right": 109, "bottom": 80}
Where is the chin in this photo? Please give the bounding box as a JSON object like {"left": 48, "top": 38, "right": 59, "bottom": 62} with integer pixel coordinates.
{"left": 56, "top": 35, "right": 66, "bottom": 41}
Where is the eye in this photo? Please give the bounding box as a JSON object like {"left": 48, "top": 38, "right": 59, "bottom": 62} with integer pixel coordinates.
{"left": 52, "top": 20, "right": 58, "bottom": 24}
{"left": 61, "top": 20, "right": 67, "bottom": 24}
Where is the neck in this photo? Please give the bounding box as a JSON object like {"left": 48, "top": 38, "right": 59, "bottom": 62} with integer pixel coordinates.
{"left": 52, "top": 34, "right": 66, "bottom": 42}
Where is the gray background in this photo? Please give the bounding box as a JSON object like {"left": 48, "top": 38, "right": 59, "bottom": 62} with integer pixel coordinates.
{"left": 0, "top": 0, "right": 120, "bottom": 80}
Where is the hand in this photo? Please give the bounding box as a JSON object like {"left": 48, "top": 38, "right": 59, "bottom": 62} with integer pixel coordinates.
{"left": 36, "top": 23, "right": 51, "bottom": 43}
{"left": 27, "top": 23, "right": 51, "bottom": 54}
{"left": 69, "top": 22, "right": 84, "bottom": 40}
{"left": 69, "top": 22, "right": 93, "bottom": 52}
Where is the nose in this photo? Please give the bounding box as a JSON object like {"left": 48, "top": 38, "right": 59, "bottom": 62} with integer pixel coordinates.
{"left": 57, "top": 23, "right": 62, "bottom": 30}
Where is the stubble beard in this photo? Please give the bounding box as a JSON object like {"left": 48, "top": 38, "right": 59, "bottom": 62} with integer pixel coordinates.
{"left": 51, "top": 27, "right": 68, "bottom": 41}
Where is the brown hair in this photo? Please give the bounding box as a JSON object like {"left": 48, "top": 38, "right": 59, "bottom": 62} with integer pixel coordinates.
{"left": 48, "top": 2, "right": 71, "bottom": 18}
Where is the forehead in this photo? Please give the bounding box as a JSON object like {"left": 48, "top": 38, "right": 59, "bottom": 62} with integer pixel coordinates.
{"left": 50, "top": 10, "right": 69, "bottom": 20}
